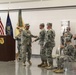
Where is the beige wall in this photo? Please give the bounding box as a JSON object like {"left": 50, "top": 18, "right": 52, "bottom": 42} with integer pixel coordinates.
{"left": 0, "top": 0, "right": 76, "bottom": 54}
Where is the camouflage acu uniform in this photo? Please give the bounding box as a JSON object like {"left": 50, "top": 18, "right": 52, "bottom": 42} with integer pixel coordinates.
{"left": 73, "top": 35, "right": 76, "bottom": 61}
{"left": 61, "top": 35, "right": 65, "bottom": 46}
{"left": 15, "top": 30, "right": 22, "bottom": 59}
{"left": 53, "top": 46, "right": 65, "bottom": 73}
{"left": 64, "top": 37, "right": 74, "bottom": 62}
{"left": 35, "top": 28, "right": 46, "bottom": 63}
{"left": 56, "top": 47, "right": 64, "bottom": 69}
{"left": 56, "top": 37, "right": 74, "bottom": 70}
{"left": 74, "top": 47, "right": 76, "bottom": 61}
{"left": 66, "top": 31, "right": 73, "bottom": 42}
{"left": 45, "top": 29, "right": 55, "bottom": 66}
{"left": 54, "top": 56, "right": 64, "bottom": 73}
{"left": 21, "top": 28, "right": 36, "bottom": 64}
{"left": 57, "top": 57, "right": 64, "bottom": 69}
{"left": 61, "top": 32, "right": 73, "bottom": 47}
{"left": 66, "top": 27, "right": 73, "bottom": 41}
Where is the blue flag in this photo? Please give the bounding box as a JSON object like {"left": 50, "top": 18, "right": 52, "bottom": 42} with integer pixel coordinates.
{"left": 5, "top": 12, "right": 13, "bottom": 37}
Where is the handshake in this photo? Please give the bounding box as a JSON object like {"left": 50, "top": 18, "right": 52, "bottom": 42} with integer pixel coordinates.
{"left": 32, "top": 36, "right": 39, "bottom": 43}
{"left": 32, "top": 39, "right": 37, "bottom": 43}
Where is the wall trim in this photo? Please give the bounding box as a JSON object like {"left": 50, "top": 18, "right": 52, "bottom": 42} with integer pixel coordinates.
{"left": 0, "top": 5, "right": 76, "bottom": 12}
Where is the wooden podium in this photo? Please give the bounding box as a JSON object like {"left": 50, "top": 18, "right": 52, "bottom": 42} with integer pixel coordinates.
{"left": 0, "top": 35, "right": 15, "bottom": 61}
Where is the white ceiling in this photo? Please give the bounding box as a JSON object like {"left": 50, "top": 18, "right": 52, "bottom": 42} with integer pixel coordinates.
{"left": 0, "top": 0, "right": 51, "bottom": 4}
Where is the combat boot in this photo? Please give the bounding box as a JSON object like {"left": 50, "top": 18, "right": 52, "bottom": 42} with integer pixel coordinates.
{"left": 54, "top": 68, "right": 64, "bottom": 73}
{"left": 52, "top": 67, "right": 58, "bottom": 72}
{"left": 45, "top": 64, "right": 53, "bottom": 70}
{"left": 28, "top": 61, "right": 32, "bottom": 65}
{"left": 38, "top": 62, "right": 44, "bottom": 67}
{"left": 41, "top": 62, "right": 48, "bottom": 67}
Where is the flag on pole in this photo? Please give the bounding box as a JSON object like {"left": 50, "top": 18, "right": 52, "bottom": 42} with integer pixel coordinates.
{"left": 0, "top": 18, "right": 4, "bottom": 35}
{"left": 18, "top": 9, "right": 24, "bottom": 27}
{"left": 15, "top": 9, "right": 24, "bottom": 37}
{"left": 5, "top": 12, "right": 13, "bottom": 37}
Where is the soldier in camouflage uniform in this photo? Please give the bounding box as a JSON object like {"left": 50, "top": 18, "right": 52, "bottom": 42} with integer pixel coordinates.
{"left": 61, "top": 31, "right": 72, "bottom": 47}
{"left": 66, "top": 27, "right": 73, "bottom": 38}
{"left": 73, "top": 34, "right": 76, "bottom": 61}
{"left": 21, "top": 24, "right": 37, "bottom": 66}
{"left": 74, "top": 45, "right": 76, "bottom": 61}
{"left": 33, "top": 23, "right": 47, "bottom": 67}
{"left": 53, "top": 45, "right": 65, "bottom": 73}
{"left": 65, "top": 27, "right": 73, "bottom": 43}
{"left": 54, "top": 37, "right": 74, "bottom": 73}
{"left": 64, "top": 37, "right": 74, "bottom": 62}
{"left": 44, "top": 23, "right": 55, "bottom": 70}
{"left": 61, "top": 27, "right": 72, "bottom": 47}
{"left": 15, "top": 28, "right": 22, "bottom": 60}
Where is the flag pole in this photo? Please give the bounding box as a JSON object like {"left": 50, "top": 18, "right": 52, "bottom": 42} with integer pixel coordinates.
{"left": 5, "top": 2, "right": 14, "bottom": 38}
{"left": 8, "top": 2, "right": 11, "bottom": 13}
{"left": 15, "top": 9, "right": 24, "bottom": 37}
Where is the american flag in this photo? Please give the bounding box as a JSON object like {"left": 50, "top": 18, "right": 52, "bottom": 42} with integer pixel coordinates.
{"left": 0, "top": 18, "right": 4, "bottom": 35}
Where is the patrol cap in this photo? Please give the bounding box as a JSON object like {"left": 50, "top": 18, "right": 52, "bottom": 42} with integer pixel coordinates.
{"left": 66, "top": 37, "right": 71, "bottom": 42}
{"left": 40, "top": 23, "right": 45, "bottom": 27}
{"left": 25, "top": 23, "right": 30, "bottom": 26}
{"left": 47, "top": 23, "right": 52, "bottom": 26}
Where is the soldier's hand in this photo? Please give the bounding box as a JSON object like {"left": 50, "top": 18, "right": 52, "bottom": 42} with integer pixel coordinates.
{"left": 16, "top": 27, "right": 20, "bottom": 29}
{"left": 60, "top": 45, "right": 64, "bottom": 48}
{"left": 73, "top": 34, "right": 76, "bottom": 38}
{"left": 34, "top": 36, "right": 38, "bottom": 38}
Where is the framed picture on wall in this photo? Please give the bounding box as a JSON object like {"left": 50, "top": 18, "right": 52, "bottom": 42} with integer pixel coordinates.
{"left": 61, "top": 20, "right": 70, "bottom": 35}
